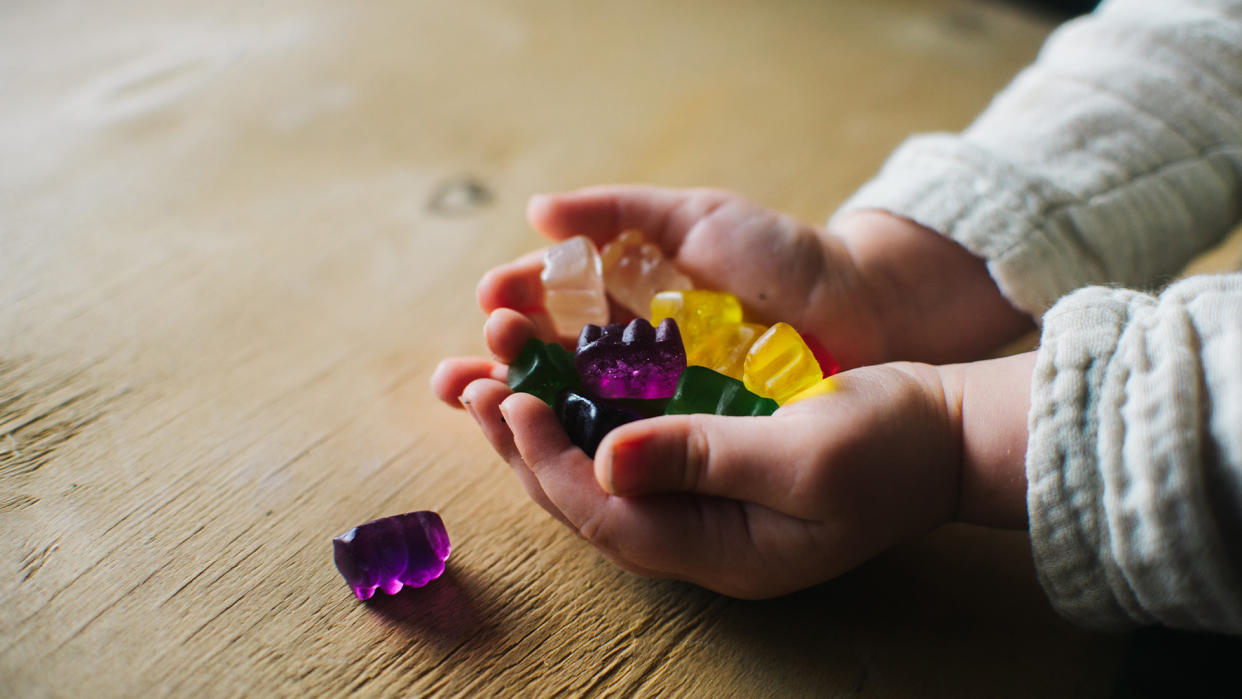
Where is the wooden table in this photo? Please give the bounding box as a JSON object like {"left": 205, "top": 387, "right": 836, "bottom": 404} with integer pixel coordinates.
{"left": 1, "top": 0, "right": 1144, "bottom": 694}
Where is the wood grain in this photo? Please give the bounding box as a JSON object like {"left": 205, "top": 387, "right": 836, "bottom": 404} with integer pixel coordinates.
{"left": 0, "top": 0, "right": 1149, "bottom": 695}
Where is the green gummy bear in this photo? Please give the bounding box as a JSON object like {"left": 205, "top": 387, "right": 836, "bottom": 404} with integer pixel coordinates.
{"left": 507, "top": 338, "right": 580, "bottom": 405}
{"left": 664, "top": 366, "right": 778, "bottom": 417}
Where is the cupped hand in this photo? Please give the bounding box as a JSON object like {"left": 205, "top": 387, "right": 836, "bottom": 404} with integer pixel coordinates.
{"left": 431, "top": 310, "right": 967, "bottom": 598}
{"left": 474, "top": 185, "right": 1033, "bottom": 370}
{"left": 428, "top": 185, "right": 1036, "bottom": 595}
{"left": 477, "top": 185, "right": 887, "bottom": 369}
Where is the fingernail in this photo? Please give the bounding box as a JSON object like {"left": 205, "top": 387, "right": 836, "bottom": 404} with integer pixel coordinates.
{"left": 601, "top": 438, "right": 649, "bottom": 495}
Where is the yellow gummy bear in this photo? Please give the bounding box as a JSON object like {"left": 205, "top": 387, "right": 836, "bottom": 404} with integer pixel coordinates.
{"left": 693, "top": 322, "right": 767, "bottom": 380}
{"left": 650, "top": 290, "right": 743, "bottom": 359}
{"left": 742, "top": 322, "right": 823, "bottom": 404}
{"left": 783, "top": 377, "right": 839, "bottom": 405}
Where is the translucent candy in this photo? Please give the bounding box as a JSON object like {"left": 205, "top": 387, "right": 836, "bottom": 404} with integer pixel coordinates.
{"left": 784, "top": 377, "right": 839, "bottom": 405}
{"left": 575, "top": 318, "right": 686, "bottom": 399}
{"left": 664, "top": 366, "right": 778, "bottom": 417}
{"left": 650, "top": 290, "right": 743, "bottom": 367}
{"left": 541, "top": 236, "right": 609, "bottom": 339}
{"left": 693, "top": 321, "right": 767, "bottom": 379}
{"left": 507, "top": 338, "right": 580, "bottom": 405}
{"left": 600, "top": 231, "right": 693, "bottom": 317}
{"left": 799, "top": 331, "right": 840, "bottom": 377}
{"left": 743, "top": 322, "right": 823, "bottom": 404}
{"left": 332, "top": 511, "right": 451, "bottom": 600}
{"left": 555, "top": 389, "right": 643, "bottom": 457}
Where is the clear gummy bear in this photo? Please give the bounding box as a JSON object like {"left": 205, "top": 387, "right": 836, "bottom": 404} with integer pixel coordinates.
{"left": 541, "top": 236, "right": 609, "bottom": 339}
{"left": 599, "top": 231, "right": 693, "bottom": 317}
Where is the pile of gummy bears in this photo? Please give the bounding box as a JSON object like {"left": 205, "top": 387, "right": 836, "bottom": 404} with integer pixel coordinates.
{"left": 510, "top": 231, "right": 839, "bottom": 457}
{"left": 331, "top": 231, "right": 844, "bottom": 602}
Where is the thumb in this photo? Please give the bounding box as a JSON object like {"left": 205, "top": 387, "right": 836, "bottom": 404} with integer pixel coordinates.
{"left": 594, "top": 413, "right": 820, "bottom": 517}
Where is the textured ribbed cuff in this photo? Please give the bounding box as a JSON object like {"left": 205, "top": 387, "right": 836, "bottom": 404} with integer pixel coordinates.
{"left": 1027, "top": 279, "right": 1242, "bottom": 633}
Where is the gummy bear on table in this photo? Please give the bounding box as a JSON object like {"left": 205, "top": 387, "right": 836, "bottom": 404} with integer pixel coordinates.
{"left": 332, "top": 511, "right": 451, "bottom": 600}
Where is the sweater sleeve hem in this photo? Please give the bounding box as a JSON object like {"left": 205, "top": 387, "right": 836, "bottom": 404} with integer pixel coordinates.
{"left": 832, "top": 135, "right": 1107, "bottom": 320}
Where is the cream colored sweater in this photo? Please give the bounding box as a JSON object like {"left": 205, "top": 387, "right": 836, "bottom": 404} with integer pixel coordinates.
{"left": 837, "top": 0, "right": 1242, "bottom": 632}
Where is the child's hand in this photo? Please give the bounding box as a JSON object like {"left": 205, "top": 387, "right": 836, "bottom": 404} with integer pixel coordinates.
{"left": 474, "top": 186, "right": 1034, "bottom": 369}
{"left": 430, "top": 185, "right": 1035, "bottom": 595}
{"left": 432, "top": 312, "right": 1033, "bottom": 598}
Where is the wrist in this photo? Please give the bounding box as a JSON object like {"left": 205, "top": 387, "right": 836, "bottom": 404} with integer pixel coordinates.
{"left": 935, "top": 352, "right": 1034, "bottom": 529}
{"left": 865, "top": 361, "right": 966, "bottom": 535}
{"left": 832, "top": 210, "right": 1035, "bottom": 364}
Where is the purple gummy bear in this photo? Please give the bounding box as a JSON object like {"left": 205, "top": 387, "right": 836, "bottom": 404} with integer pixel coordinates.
{"left": 332, "top": 511, "right": 450, "bottom": 600}
{"left": 575, "top": 317, "right": 686, "bottom": 399}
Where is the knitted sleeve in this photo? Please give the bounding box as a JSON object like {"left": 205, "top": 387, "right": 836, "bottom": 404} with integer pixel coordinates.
{"left": 834, "top": 0, "right": 1242, "bottom": 317}
{"left": 1027, "top": 276, "right": 1242, "bottom": 632}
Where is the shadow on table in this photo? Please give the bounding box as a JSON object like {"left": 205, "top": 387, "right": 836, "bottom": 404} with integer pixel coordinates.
{"left": 361, "top": 568, "right": 495, "bottom": 650}
{"left": 702, "top": 525, "right": 1123, "bottom": 696}
{"left": 1111, "top": 627, "right": 1242, "bottom": 699}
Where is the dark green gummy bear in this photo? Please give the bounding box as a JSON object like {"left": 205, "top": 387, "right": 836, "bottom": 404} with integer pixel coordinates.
{"left": 507, "top": 339, "right": 580, "bottom": 405}
{"left": 664, "top": 366, "right": 779, "bottom": 417}
{"left": 555, "top": 390, "right": 643, "bottom": 458}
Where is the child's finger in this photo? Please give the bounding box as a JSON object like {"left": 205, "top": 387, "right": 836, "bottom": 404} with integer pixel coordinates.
{"left": 499, "top": 391, "right": 740, "bottom": 582}
{"left": 459, "top": 378, "right": 574, "bottom": 529}
{"left": 527, "top": 186, "right": 733, "bottom": 257}
{"left": 593, "top": 413, "right": 825, "bottom": 520}
{"left": 429, "top": 357, "right": 507, "bottom": 407}
{"left": 483, "top": 308, "right": 539, "bottom": 364}
{"left": 485, "top": 392, "right": 671, "bottom": 579}
{"left": 475, "top": 251, "right": 561, "bottom": 342}
{"left": 476, "top": 249, "right": 545, "bottom": 313}
{"left": 498, "top": 391, "right": 601, "bottom": 524}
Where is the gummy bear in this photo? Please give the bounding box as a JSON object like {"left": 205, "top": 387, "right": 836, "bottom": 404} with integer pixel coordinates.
{"left": 541, "top": 236, "right": 609, "bottom": 339}
{"left": 507, "top": 338, "right": 580, "bottom": 405}
{"left": 555, "top": 390, "right": 643, "bottom": 458}
{"left": 784, "top": 377, "right": 838, "bottom": 405}
{"left": 799, "top": 331, "right": 840, "bottom": 378}
{"left": 650, "top": 290, "right": 744, "bottom": 367}
{"left": 664, "top": 366, "right": 779, "bottom": 417}
{"left": 332, "top": 511, "right": 451, "bottom": 600}
{"left": 600, "top": 231, "right": 693, "bottom": 317}
{"left": 693, "top": 321, "right": 767, "bottom": 380}
{"left": 575, "top": 317, "right": 686, "bottom": 400}
{"left": 743, "top": 322, "right": 823, "bottom": 404}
